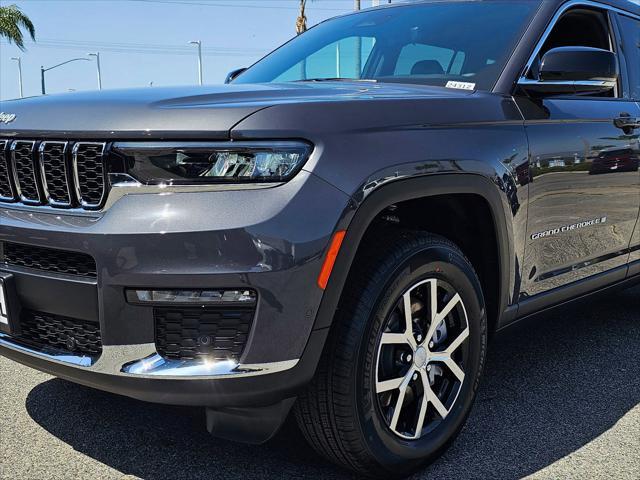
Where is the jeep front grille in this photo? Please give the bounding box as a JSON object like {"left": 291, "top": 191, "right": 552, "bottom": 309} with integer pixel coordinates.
{"left": 12, "top": 140, "right": 40, "bottom": 203}
{"left": 0, "top": 139, "right": 107, "bottom": 210}
{"left": 39, "top": 141, "right": 73, "bottom": 207}
{"left": 0, "top": 140, "right": 15, "bottom": 200}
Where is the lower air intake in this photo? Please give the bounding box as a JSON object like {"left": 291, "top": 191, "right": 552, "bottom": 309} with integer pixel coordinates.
{"left": 155, "top": 307, "right": 254, "bottom": 362}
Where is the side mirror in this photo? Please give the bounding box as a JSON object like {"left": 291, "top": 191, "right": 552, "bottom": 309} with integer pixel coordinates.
{"left": 518, "top": 46, "right": 618, "bottom": 96}
{"left": 225, "top": 68, "right": 247, "bottom": 84}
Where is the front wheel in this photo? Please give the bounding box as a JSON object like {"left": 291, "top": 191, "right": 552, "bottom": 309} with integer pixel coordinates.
{"left": 295, "top": 231, "right": 488, "bottom": 478}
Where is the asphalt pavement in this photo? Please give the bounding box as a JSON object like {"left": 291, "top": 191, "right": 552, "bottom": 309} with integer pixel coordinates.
{"left": 1, "top": 285, "right": 638, "bottom": 480}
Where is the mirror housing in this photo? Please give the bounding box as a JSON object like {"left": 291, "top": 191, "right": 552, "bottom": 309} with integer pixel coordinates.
{"left": 225, "top": 68, "right": 247, "bottom": 84}
{"left": 518, "top": 46, "right": 618, "bottom": 96}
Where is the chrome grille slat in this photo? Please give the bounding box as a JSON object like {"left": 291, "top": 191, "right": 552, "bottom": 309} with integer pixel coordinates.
{"left": 39, "top": 141, "right": 72, "bottom": 207}
{"left": 0, "top": 140, "right": 15, "bottom": 201}
{"left": 10, "top": 140, "right": 40, "bottom": 204}
{"left": 0, "top": 139, "right": 108, "bottom": 210}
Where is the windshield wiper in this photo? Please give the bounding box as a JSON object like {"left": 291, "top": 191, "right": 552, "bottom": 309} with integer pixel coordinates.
{"left": 293, "top": 77, "right": 378, "bottom": 83}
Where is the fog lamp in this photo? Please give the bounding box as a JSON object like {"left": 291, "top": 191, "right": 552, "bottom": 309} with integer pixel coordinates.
{"left": 126, "top": 289, "right": 257, "bottom": 305}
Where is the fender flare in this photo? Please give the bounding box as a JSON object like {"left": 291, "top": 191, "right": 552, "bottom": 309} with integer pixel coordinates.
{"left": 312, "top": 173, "right": 516, "bottom": 331}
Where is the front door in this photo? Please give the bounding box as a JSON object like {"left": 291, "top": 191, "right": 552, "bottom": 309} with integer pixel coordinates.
{"left": 517, "top": 5, "right": 640, "bottom": 300}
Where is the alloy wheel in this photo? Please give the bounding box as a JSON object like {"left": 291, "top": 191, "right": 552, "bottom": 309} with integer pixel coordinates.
{"left": 374, "top": 278, "right": 470, "bottom": 440}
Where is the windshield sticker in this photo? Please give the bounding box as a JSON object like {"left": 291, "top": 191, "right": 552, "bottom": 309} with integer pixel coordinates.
{"left": 445, "top": 81, "right": 476, "bottom": 91}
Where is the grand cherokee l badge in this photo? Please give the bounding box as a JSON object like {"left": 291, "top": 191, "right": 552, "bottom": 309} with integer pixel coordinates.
{"left": 531, "top": 217, "right": 608, "bottom": 241}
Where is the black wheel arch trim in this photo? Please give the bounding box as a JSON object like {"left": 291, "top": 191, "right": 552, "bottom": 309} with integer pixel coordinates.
{"left": 311, "top": 173, "right": 517, "bottom": 332}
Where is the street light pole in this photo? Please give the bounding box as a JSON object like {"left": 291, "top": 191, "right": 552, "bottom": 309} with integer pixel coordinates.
{"left": 88, "top": 52, "right": 102, "bottom": 90}
{"left": 40, "top": 57, "right": 91, "bottom": 95}
{"left": 11, "top": 57, "right": 23, "bottom": 98}
{"left": 189, "top": 40, "right": 203, "bottom": 85}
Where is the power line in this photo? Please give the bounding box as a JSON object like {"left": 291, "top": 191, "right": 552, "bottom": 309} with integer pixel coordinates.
{"left": 0, "top": 38, "right": 268, "bottom": 57}
{"left": 128, "top": 0, "right": 348, "bottom": 11}
{"left": 35, "top": 37, "right": 266, "bottom": 54}
{"left": 17, "top": 0, "right": 349, "bottom": 11}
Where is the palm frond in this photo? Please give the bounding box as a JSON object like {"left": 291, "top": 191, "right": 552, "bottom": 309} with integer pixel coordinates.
{"left": 0, "top": 4, "right": 36, "bottom": 51}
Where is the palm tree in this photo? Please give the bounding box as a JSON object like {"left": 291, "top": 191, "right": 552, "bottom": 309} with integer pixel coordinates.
{"left": 0, "top": 4, "right": 35, "bottom": 51}
{"left": 296, "top": 0, "right": 308, "bottom": 35}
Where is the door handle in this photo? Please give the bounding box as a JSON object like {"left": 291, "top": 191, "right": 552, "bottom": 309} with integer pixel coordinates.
{"left": 614, "top": 113, "right": 640, "bottom": 133}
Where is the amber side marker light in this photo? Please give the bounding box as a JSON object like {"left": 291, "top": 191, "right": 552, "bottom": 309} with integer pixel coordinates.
{"left": 317, "top": 230, "right": 347, "bottom": 290}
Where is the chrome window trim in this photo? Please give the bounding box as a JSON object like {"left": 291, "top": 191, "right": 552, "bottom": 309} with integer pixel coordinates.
{"left": 10, "top": 140, "right": 40, "bottom": 205}
{"left": 517, "top": 78, "right": 618, "bottom": 88}
{"left": 71, "top": 141, "right": 107, "bottom": 210}
{"left": 0, "top": 332, "right": 299, "bottom": 379}
{"left": 38, "top": 141, "right": 73, "bottom": 208}
{"left": 519, "top": 0, "right": 640, "bottom": 84}
{"left": 0, "top": 139, "right": 16, "bottom": 202}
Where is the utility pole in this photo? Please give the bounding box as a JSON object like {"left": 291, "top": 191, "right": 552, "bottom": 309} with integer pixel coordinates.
{"left": 11, "top": 57, "right": 23, "bottom": 98}
{"left": 88, "top": 52, "right": 102, "bottom": 90}
{"left": 189, "top": 40, "right": 203, "bottom": 85}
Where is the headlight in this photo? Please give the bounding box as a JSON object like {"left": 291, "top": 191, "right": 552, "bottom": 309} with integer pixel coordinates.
{"left": 111, "top": 141, "right": 312, "bottom": 185}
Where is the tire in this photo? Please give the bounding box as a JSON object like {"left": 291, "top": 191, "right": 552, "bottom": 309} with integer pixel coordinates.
{"left": 294, "top": 230, "right": 488, "bottom": 478}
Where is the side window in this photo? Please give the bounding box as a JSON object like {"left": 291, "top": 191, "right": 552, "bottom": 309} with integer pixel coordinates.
{"left": 528, "top": 8, "right": 617, "bottom": 96}
{"left": 618, "top": 15, "right": 640, "bottom": 99}
{"left": 540, "top": 9, "right": 611, "bottom": 55}
{"left": 274, "top": 36, "right": 376, "bottom": 81}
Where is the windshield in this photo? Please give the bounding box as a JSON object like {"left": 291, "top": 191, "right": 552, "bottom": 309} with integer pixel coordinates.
{"left": 235, "top": 1, "right": 538, "bottom": 91}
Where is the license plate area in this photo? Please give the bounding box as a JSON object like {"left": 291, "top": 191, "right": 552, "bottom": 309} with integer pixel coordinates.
{"left": 0, "top": 272, "right": 21, "bottom": 335}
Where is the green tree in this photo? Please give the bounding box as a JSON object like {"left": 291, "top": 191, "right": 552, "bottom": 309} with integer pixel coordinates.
{"left": 0, "top": 4, "right": 35, "bottom": 51}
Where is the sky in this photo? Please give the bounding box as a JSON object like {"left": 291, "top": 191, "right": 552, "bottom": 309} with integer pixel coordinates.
{"left": 0, "top": 0, "right": 384, "bottom": 100}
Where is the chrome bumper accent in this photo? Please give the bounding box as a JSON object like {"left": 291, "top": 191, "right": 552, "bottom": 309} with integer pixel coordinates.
{"left": 121, "top": 354, "right": 299, "bottom": 379}
{"left": 0, "top": 333, "right": 298, "bottom": 379}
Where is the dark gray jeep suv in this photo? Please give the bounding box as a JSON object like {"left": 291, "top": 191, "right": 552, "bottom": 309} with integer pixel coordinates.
{"left": 1, "top": 0, "right": 639, "bottom": 477}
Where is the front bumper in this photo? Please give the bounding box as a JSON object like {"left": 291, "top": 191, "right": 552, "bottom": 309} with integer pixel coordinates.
{"left": 0, "top": 170, "right": 349, "bottom": 407}
{"left": 0, "top": 328, "right": 329, "bottom": 408}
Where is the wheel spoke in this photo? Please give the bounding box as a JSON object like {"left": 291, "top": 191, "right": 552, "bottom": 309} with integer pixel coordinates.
{"left": 402, "top": 290, "right": 417, "bottom": 349}
{"left": 427, "top": 385, "right": 449, "bottom": 419}
{"left": 380, "top": 332, "right": 411, "bottom": 346}
{"left": 436, "top": 293, "right": 462, "bottom": 324}
{"left": 426, "top": 292, "right": 461, "bottom": 346}
{"left": 413, "top": 372, "right": 431, "bottom": 438}
{"left": 445, "top": 326, "right": 469, "bottom": 355}
{"left": 389, "top": 368, "right": 414, "bottom": 431}
{"left": 376, "top": 375, "right": 405, "bottom": 394}
{"left": 430, "top": 353, "right": 466, "bottom": 383}
{"left": 445, "top": 357, "right": 465, "bottom": 382}
{"left": 428, "top": 279, "right": 438, "bottom": 323}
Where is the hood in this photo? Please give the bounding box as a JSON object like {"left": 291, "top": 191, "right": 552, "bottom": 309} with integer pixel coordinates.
{"left": 0, "top": 82, "right": 472, "bottom": 140}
